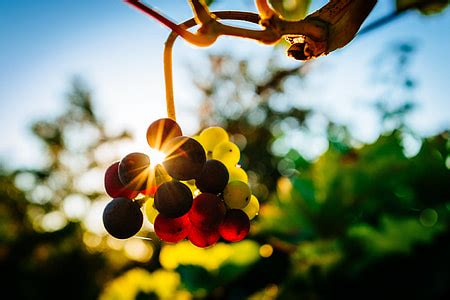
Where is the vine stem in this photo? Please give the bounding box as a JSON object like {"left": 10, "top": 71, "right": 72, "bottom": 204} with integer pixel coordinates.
{"left": 164, "top": 12, "right": 261, "bottom": 120}
{"left": 125, "top": 0, "right": 377, "bottom": 119}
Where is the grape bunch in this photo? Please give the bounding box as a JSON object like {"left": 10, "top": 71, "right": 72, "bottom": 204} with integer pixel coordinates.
{"left": 102, "top": 118, "right": 260, "bottom": 248}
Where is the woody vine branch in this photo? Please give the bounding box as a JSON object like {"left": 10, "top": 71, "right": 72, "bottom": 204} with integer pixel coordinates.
{"left": 124, "top": 0, "right": 377, "bottom": 119}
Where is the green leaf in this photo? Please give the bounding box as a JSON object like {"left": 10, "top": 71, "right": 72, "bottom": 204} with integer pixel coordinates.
{"left": 348, "top": 215, "right": 445, "bottom": 256}
{"left": 269, "top": 0, "right": 311, "bottom": 20}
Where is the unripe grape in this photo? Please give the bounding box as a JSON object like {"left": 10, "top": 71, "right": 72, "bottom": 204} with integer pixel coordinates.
{"left": 162, "top": 136, "right": 206, "bottom": 180}
{"left": 228, "top": 166, "right": 248, "bottom": 183}
{"left": 154, "top": 213, "right": 191, "bottom": 243}
{"left": 223, "top": 181, "right": 251, "bottom": 209}
{"left": 144, "top": 197, "right": 158, "bottom": 224}
{"left": 118, "top": 152, "right": 150, "bottom": 191}
{"left": 104, "top": 162, "right": 139, "bottom": 198}
{"left": 188, "top": 226, "right": 220, "bottom": 248}
{"left": 212, "top": 141, "right": 240, "bottom": 167}
{"left": 188, "top": 193, "right": 226, "bottom": 230}
{"left": 242, "top": 195, "right": 259, "bottom": 220}
{"left": 154, "top": 181, "right": 193, "bottom": 218}
{"left": 199, "top": 127, "right": 229, "bottom": 154}
{"left": 146, "top": 118, "right": 182, "bottom": 150}
{"left": 195, "top": 160, "right": 229, "bottom": 194}
{"left": 218, "top": 209, "right": 250, "bottom": 242}
{"left": 103, "top": 197, "right": 143, "bottom": 239}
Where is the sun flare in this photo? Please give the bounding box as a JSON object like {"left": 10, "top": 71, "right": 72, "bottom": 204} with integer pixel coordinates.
{"left": 149, "top": 148, "right": 166, "bottom": 166}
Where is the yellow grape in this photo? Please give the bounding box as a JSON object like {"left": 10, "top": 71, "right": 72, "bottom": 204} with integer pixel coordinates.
{"left": 199, "top": 127, "right": 229, "bottom": 153}
{"left": 223, "top": 181, "right": 251, "bottom": 209}
{"left": 144, "top": 197, "right": 159, "bottom": 224}
{"left": 228, "top": 165, "right": 248, "bottom": 183}
{"left": 242, "top": 195, "right": 259, "bottom": 220}
{"left": 213, "top": 141, "right": 240, "bottom": 167}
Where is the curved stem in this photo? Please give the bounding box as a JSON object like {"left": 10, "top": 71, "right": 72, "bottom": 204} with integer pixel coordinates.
{"left": 163, "top": 11, "right": 261, "bottom": 120}
{"left": 189, "top": 0, "right": 214, "bottom": 25}
{"left": 125, "top": 0, "right": 212, "bottom": 46}
{"left": 255, "top": 0, "right": 275, "bottom": 19}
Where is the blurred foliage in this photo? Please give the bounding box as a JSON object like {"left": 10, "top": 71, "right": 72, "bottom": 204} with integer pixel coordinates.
{"left": 1, "top": 6, "right": 450, "bottom": 299}
{"left": 396, "top": 0, "right": 449, "bottom": 15}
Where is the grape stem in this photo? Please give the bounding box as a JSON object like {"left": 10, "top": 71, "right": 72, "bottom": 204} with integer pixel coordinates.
{"left": 125, "top": 0, "right": 377, "bottom": 119}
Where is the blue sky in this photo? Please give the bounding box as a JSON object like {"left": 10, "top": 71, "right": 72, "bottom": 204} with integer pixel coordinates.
{"left": 0, "top": 0, "right": 449, "bottom": 168}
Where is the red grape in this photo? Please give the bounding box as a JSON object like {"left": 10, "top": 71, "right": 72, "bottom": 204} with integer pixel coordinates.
{"left": 188, "top": 226, "right": 220, "bottom": 248}
{"left": 188, "top": 193, "right": 226, "bottom": 230}
{"left": 154, "top": 213, "right": 191, "bottom": 243}
{"left": 118, "top": 152, "right": 150, "bottom": 191}
{"left": 195, "top": 159, "right": 229, "bottom": 194}
{"left": 162, "top": 136, "right": 206, "bottom": 180}
{"left": 146, "top": 118, "right": 182, "bottom": 150}
{"left": 104, "top": 162, "right": 139, "bottom": 198}
{"left": 219, "top": 209, "right": 250, "bottom": 242}
{"left": 103, "top": 197, "right": 143, "bottom": 239}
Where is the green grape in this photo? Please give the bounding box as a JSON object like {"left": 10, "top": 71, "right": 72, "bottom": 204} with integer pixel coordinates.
{"left": 212, "top": 141, "right": 240, "bottom": 167}
{"left": 242, "top": 195, "right": 259, "bottom": 220}
{"left": 199, "top": 127, "right": 229, "bottom": 154}
{"left": 223, "top": 181, "right": 251, "bottom": 209}
{"left": 144, "top": 197, "right": 158, "bottom": 224}
{"left": 228, "top": 165, "right": 248, "bottom": 183}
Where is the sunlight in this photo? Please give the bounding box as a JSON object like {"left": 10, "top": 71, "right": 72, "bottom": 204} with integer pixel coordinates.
{"left": 149, "top": 148, "right": 167, "bottom": 166}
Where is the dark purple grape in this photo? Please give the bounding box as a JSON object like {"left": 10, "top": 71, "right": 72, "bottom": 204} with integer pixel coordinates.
{"left": 195, "top": 159, "right": 229, "bottom": 194}
{"left": 154, "top": 180, "right": 193, "bottom": 218}
{"left": 104, "top": 162, "right": 139, "bottom": 199}
{"left": 146, "top": 118, "right": 182, "bottom": 150}
{"left": 102, "top": 197, "right": 143, "bottom": 239}
{"left": 162, "top": 136, "right": 206, "bottom": 180}
{"left": 118, "top": 152, "right": 150, "bottom": 191}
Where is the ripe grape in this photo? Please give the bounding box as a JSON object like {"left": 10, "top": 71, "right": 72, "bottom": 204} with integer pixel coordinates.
{"left": 228, "top": 166, "right": 248, "bottom": 183}
{"left": 212, "top": 141, "right": 240, "bottom": 167}
{"left": 218, "top": 209, "right": 250, "bottom": 242}
{"left": 118, "top": 152, "right": 150, "bottom": 191}
{"left": 188, "top": 226, "right": 220, "bottom": 248}
{"left": 223, "top": 181, "right": 251, "bottom": 209}
{"left": 104, "top": 162, "right": 139, "bottom": 198}
{"left": 162, "top": 136, "right": 206, "bottom": 180}
{"left": 199, "top": 127, "right": 228, "bottom": 154}
{"left": 146, "top": 118, "right": 182, "bottom": 150}
{"left": 154, "top": 213, "right": 191, "bottom": 243}
{"left": 242, "top": 195, "right": 259, "bottom": 220}
{"left": 188, "top": 193, "right": 226, "bottom": 230}
{"left": 154, "top": 181, "right": 193, "bottom": 218}
{"left": 103, "top": 197, "right": 143, "bottom": 239}
{"left": 195, "top": 159, "right": 229, "bottom": 194}
{"left": 144, "top": 197, "right": 158, "bottom": 224}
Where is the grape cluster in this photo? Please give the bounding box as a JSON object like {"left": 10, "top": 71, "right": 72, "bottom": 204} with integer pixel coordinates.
{"left": 102, "top": 118, "right": 260, "bottom": 248}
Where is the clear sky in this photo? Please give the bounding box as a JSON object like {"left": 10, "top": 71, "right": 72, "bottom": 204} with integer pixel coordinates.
{"left": 1, "top": 0, "right": 449, "bottom": 168}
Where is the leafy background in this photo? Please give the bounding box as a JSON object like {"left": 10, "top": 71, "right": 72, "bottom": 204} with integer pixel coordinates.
{"left": 0, "top": 0, "right": 449, "bottom": 299}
